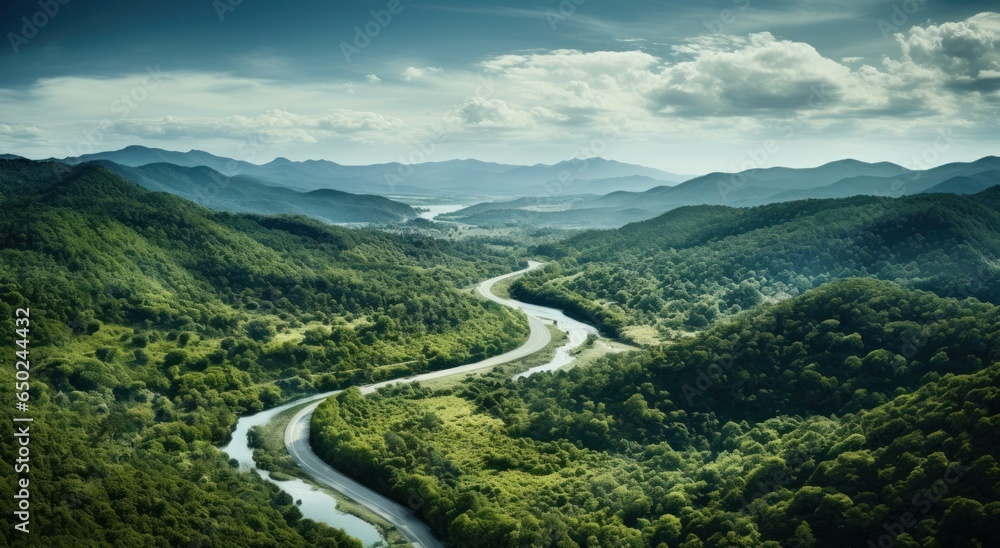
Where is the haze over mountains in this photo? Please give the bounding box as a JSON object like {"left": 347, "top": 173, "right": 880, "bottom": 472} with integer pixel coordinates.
{"left": 444, "top": 156, "right": 1000, "bottom": 228}
{"left": 91, "top": 161, "right": 416, "bottom": 225}
{"left": 59, "top": 145, "right": 689, "bottom": 198}
{"left": 8, "top": 145, "right": 996, "bottom": 230}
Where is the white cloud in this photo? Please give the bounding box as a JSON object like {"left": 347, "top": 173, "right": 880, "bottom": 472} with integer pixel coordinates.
{"left": 473, "top": 13, "right": 1000, "bottom": 130}
{"left": 401, "top": 66, "right": 443, "bottom": 81}
{"left": 648, "top": 33, "right": 858, "bottom": 116}
{"left": 481, "top": 49, "right": 657, "bottom": 76}
{"left": 893, "top": 11, "right": 1000, "bottom": 92}
{"left": 458, "top": 98, "right": 535, "bottom": 129}
{"left": 0, "top": 124, "right": 44, "bottom": 140}
{"left": 475, "top": 49, "right": 659, "bottom": 132}
{"left": 2, "top": 12, "right": 998, "bottom": 170}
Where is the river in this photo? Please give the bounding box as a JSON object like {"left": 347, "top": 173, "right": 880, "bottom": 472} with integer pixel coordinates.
{"left": 415, "top": 204, "right": 467, "bottom": 221}
{"left": 219, "top": 392, "right": 385, "bottom": 546}
{"left": 221, "top": 262, "right": 598, "bottom": 547}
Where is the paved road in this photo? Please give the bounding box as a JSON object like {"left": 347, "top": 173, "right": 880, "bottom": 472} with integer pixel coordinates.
{"left": 284, "top": 262, "right": 552, "bottom": 548}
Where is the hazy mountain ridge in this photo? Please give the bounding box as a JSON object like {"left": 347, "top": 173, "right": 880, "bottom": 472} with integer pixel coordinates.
{"left": 447, "top": 156, "right": 1000, "bottom": 228}
{"left": 88, "top": 160, "right": 417, "bottom": 224}
{"left": 510, "top": 187, "right": 1000, "bottom": 341}
{"left": 923, "top": 170, "right": 1000, "bottom": 194}
{"left": 56, "top": 145, "right": 687, "bottom": 197}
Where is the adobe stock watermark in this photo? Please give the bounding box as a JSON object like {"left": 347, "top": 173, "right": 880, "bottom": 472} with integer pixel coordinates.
{"left": 700, "top": 0, "right": 751, "bottom": 37}
{"left": 717, "top": 84, "right": 832, "bottom": 202}
{"left": 546, "top": 0, "right": 586, "bottom": 30}
{"left": 340, "top": 0, "right": 413, "bottom": 63}
{"left": 902, "top": 127, "right": 953, "bottom": 174}
{"left": 724, "top": 445, "right": 811, "bottom": 530}
{"left": 213, "top": 0, "right": 245, "bottom": 21}
{"left": 383, "top": 74, "right": 498, "bottom": 192}
{"left": 63, "top": 66, "right": 164, "bottom": 158}
{"left": 878, "top": 0, "right": 928, "bottom": 40}
{"left": 836, "top": 126, "right": 955, "bottom": 253}
{"left": 538, "top": 122, "right": 621, "bottom": 201}
{"left": 7, "top": 0, "right": 71, "bottom": 53}
{"left": 191, "top": 120, "right": 279, "bottom": 203}
{"left": 12, "top": 306, "right": 33, "bottom": 534}
{"left": 867, "top": 460, "right": 967, "bottom": 548}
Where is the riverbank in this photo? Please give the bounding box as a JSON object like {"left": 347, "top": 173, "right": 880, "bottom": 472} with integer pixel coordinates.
{"left": 223, "top": 262, "right": 607, "bottom": 547}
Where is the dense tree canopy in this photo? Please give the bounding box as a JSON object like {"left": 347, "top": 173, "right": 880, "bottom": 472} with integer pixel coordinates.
{"left": 0, "top": 160, "right": 529, "bottom": 546}
{"left": 313, "top": 279, "right": 1000, "bottom": 546}
{"left": 512, "top": 190, "right": 1000, "bottom": 343}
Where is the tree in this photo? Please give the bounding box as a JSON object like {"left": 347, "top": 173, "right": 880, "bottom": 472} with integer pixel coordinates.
{"left": 246, "top": 319, "right": 276, "bottom": 343}
{"left": 790, "top": 521, "right": 816, "bottom": 547}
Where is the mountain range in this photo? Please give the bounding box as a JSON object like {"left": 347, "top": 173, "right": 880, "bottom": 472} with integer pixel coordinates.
{"left": 13, "top": 146, "right": 999, "bottom": 230}
{"left": 444, "top": 156, "right": 1000, "bottom": 228}
{"left": 90, "top": 160, "right": 416, "bottom": 225}
{"left": 58, "top": 145, "right": 689, "bottom": 197}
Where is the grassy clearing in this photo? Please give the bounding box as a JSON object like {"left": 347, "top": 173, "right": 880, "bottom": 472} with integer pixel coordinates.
{"left": 488, "top": 275, "right": 516, "bottom": 299}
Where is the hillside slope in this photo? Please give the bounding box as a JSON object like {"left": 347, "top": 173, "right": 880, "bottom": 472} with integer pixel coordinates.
{"left": 446, "top": 157, "right": 999, "bottom": 229}
{"left": 91, "top": 160, "right": 417, "bottom": 224}
{"left": 0, "top": 159, "right": 529, "bottom": 546}
{"left": 512, "top": 190, "right": 1000, "bottom": 342}
{"left": 311, "top": 279, "right": 1000, "bottom": 546}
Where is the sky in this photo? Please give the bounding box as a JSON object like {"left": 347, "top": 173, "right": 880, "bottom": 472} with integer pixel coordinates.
{"left": 0, "top": 0, "right": 998, "bottom": 174}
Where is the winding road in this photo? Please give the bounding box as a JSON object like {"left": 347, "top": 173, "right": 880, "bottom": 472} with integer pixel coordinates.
{"left": 284, "top": 261, "right": 558, "bottom": 547}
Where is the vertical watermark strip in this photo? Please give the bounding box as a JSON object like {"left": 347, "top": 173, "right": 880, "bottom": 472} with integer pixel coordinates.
{"left": 12, "top": 306, "right": 32, "bottom": 534}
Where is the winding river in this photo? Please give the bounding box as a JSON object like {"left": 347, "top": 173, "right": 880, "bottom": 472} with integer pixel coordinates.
{"left": 221, "top": 262, "right": 598, "bottom": 547}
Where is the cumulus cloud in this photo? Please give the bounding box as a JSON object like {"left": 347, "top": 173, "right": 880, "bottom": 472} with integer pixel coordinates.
{"left": 475, "top": 49, "right": 659, "bottom": 131}
{"left": 3, "top": 12, "right": 998, "bottom": 167}
{"left": 893, "top": 11, "right": 1000, "bottom": 92}
{"left": 402, "top": 66, "right": 443, "bottom": 81}
{"left": 648, "top": 33, "right": 856, "bottom": 116}
{"left": 472, "top": 12, "right": 1000, "bottom": 131}
{"left": 458, "top": 98, "right": 535, "bottom": 129}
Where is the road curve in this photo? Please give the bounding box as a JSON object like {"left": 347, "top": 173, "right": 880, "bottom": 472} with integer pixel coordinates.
{"left": 285, "top": 262, "right": 551, "bottom": 547}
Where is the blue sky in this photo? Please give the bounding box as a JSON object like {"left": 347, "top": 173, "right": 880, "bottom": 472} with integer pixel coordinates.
{"left": 1, "top": 0, "right": 997, "bottom": 172}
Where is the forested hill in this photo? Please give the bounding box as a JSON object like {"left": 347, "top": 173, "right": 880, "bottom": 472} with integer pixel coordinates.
{"left": 512, "top": 189, "right": 1000, "bottom": 343}
{"left": 311, "top": 278, "right": 1000, "bottom": 547}
{"left": 441, "top": 157, "right": 1000, "bottom": 229}
{"left": 0, "top": 159, "right": 529, "bottom": 546}
{"left": 90, "top": 160, "right": 418, "bottom": 224}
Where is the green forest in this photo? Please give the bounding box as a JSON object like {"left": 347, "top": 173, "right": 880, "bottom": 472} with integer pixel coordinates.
{"left": 0, "top": 160, "right": 529, "bottom": 546}
{"left": 312, "top": 279, "right": 1000, "bottom": 547}
{"left": 2, "top": 157, "right": 998, "bottom": 547}
{"left": 511, "top": 190, "right": 1000, "bottom": 344}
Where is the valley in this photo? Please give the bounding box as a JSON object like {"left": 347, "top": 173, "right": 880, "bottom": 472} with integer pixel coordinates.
{"left": 5, "top": 3, "right": 1000, "bottom": 546}
{"left": 1, "top": 154, "right": 997, "bottom": 547}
